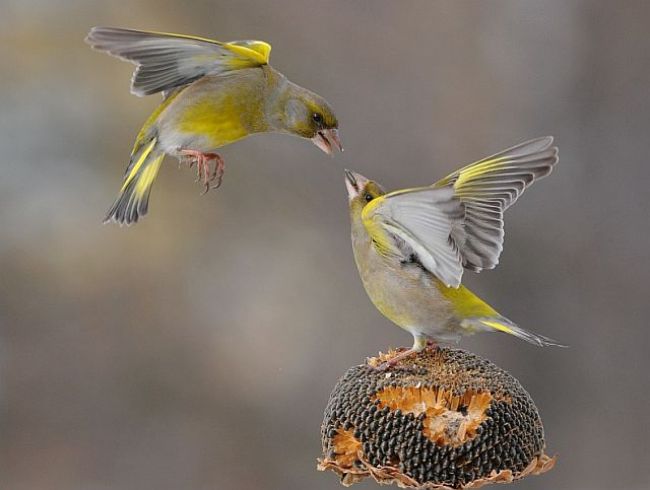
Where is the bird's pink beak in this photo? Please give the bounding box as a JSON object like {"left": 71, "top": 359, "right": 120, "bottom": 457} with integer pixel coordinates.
{"left": 312, "top": 128, "right": 343, "bottom": 155}
{"left": 344, "top": 169, "right": 369, "bottom": 201}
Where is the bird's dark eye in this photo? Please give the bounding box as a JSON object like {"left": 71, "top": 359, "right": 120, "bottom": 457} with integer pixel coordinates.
{"left": 364, "top": 193, "right": 373, "bottom": 202}
{"left": 312, "top": 113, "right": 323, "bottom": 124}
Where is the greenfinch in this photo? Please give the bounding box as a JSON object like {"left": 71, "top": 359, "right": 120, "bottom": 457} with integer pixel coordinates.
{"left": 86, "top": 27, "right": 341, "bottom": 225}
{"left": 344, "top": 137, "right": 561, "bottom": 366}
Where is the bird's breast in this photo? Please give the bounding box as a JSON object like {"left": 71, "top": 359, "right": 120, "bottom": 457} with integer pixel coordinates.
{"left": 158, "top": 72, "right": 268, "bottom": 151}
{"left": 174, "top": 94, "right": 254, "bottom": 148}
{"left": 352, "top": 231, "right": 453, "bottom": 331}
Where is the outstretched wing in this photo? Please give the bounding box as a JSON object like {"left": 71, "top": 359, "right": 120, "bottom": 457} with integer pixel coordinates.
{"left": 85, "top": 27, "right": 271, "bottom": 96}
{"left": 435, "top": 137, "right": 559, "bottom": 272}
{"left": 361, "top": 187, "right": 465, "bottom": 287}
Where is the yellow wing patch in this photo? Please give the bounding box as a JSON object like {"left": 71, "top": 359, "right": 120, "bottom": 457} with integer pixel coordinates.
{"left": 361, "top": 195, "right": 398, "bottom": 257}
{"left": 452, "top": 158, "right": 505, "bottom": 190}
{"left": 360, "top": 189, "right": 423, "bottom": 256}
{"left": 224, "top": 40, "right": 271, "bottom": 65}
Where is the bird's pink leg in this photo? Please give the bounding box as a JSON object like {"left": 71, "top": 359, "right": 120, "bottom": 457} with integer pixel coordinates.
{"left": 179, "top": 149, "right": 226, "bottom": 194}
{"left": 376, "top": 348, "right": 419, "bottom": 370}
{"left": 375, "top": 337, "right": 437, "bottom": 371}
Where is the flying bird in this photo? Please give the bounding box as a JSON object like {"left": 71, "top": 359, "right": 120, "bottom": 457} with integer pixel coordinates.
{"left": 86, "top": 27, "right": 341, "bottom": 225}
{"left": 344, "top": 137, "right": 561, "bottom": 367}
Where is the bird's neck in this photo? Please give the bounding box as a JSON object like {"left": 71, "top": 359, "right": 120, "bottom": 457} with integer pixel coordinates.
{"left": 350, "top": 212, "right": 373, "bottom": 255}
{"left": 261, "top": 66, "right": 292, "bottom": 132}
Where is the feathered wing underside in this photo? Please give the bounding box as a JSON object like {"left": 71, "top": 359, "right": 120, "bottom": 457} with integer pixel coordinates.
{"left": 85, "top": 27, "right": 271, "bottom": 96}
{"left": 435, "top": 137, "right": 559, "bottom": 271}
{"left": 362, "top": 187, "right": 465, "bottom": 287}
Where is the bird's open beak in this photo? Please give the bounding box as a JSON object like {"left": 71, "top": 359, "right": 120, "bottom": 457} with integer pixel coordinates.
{"left": 312, "top": 128, "right": 343, "bottom": 155}
{"left": 344, "top": 169, "right": 369, "bottom": 200}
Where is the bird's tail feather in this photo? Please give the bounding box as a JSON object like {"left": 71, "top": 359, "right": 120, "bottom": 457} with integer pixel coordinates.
{"left": 104, "top": 138, "right": 164, "bottom": 225}
{"left": 474, "top": 317, "right": 566, "bottom": 347}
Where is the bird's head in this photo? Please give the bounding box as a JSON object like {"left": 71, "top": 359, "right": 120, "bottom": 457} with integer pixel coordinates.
{"left": 275, "top": 84, "right": 342, "bottom": 155}
{"left": 344, "top": 169, "right": 386, "bottom": 218}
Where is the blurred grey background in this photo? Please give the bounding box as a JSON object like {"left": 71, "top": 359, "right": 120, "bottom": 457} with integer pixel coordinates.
{"left": 1, "top": 1, "right": 649, "bottom": 489}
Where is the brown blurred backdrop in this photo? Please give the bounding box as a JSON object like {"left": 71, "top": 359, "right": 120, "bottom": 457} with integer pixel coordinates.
{"left": 1, "top": 1, "right": 649, "bottom": 489}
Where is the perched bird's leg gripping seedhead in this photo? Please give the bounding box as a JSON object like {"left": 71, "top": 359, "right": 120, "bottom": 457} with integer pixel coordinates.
{"left": 376, "top": 336, "right": 435, "bottom": 370}
{"left": 180, "top": 149, "right": 225, "bottom": 194}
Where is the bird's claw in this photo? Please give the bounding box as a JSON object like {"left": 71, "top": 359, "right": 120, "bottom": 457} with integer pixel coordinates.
{"left": 372, "top": 347, "right": 412, "bottom": 371}
{"left": 373, "top": 342, "right": 438, "bottom": 371}
{"left": 374, "top": 361, "right": 393, "bottom": 372}
{"left": 179, "top": 149, "right": 225, "bottom": 194}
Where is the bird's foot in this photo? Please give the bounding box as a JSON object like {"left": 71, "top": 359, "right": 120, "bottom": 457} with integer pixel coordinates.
{"left": 205, "top": 154, "right": 225, "bottom": 192}
{"left": 179, "top": 149, "right": 225, "bottom": 194}
{"left": 374, "top": 340, "right": 437, "bottom": 371}
{"left": 375, "top": 347, "right": 418, "bottom": 371}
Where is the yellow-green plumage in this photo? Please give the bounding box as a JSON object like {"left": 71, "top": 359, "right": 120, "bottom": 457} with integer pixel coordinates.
{"left": 86, "top": 27, "right": 340, "bottom": 225}
{"left": 345, "top": 138, "right": 561, "bottom": 356}
{"left": 436, "top": 284, "right": 498, "bottom": 319}
{"left": 105, "top": 90, "right": 183, "bottom": 223}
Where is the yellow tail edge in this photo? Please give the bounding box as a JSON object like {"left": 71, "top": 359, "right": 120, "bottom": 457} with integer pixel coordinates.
{"left": 104, "top": 139, "right": 164, "bottom": 225}
{"left": 479, "top": 318, "right": 566, "bottom": 347}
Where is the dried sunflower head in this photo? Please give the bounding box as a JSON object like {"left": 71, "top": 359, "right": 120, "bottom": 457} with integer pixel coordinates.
{"left": 318, "top": 348, "right": 555, "bottom": 489}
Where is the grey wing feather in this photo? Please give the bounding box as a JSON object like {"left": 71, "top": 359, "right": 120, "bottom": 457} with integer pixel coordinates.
{"left": 366, "top": 187, "right": 465, "bottom": 287}
{"left": 85, "top": 27, "right": 263, "bottom": 96}
{"left": 435, "top": 137, "right": 559, "bottom": 272}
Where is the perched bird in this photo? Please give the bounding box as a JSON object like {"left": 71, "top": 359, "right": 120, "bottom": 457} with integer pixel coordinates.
{"left": 345, "top": 137, "right": 561, "bottom": 366}
{"left": 85, "top": 27, "right": 341, "bottom": 225}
